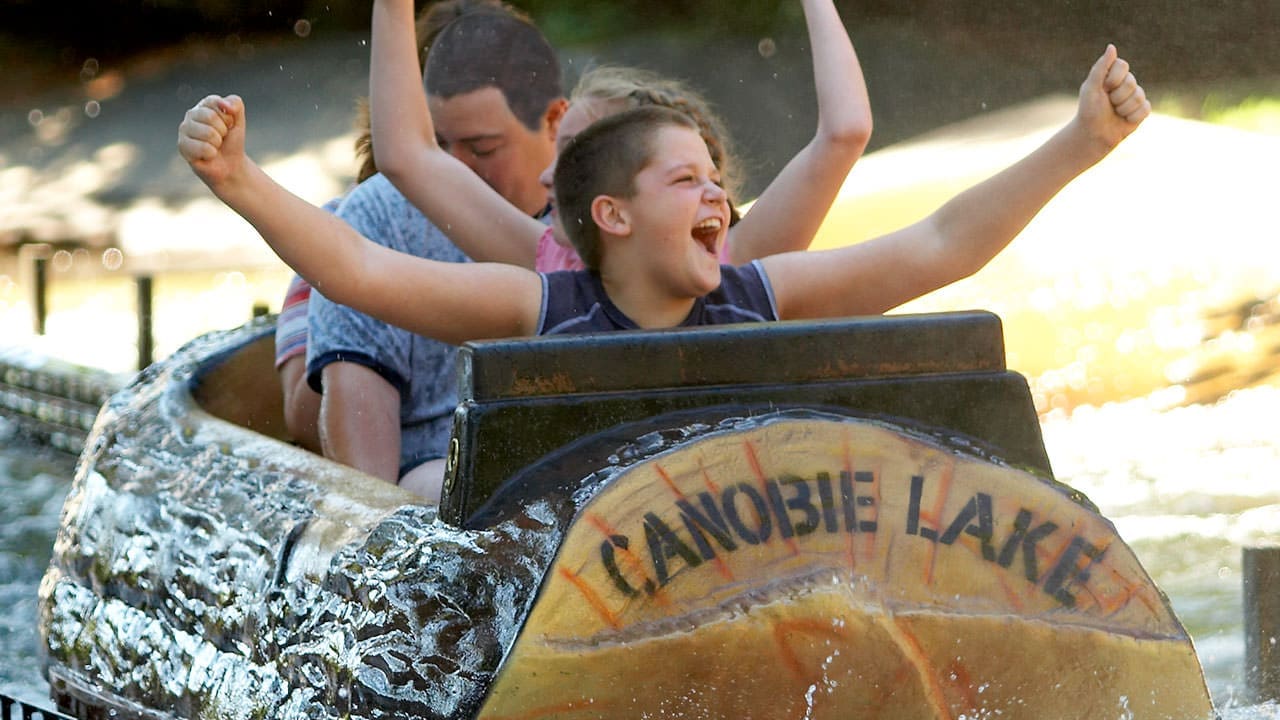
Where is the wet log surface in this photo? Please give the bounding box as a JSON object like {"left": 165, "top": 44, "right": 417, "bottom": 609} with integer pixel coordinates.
{"left": 39, "top": 320, "right": 564, "bottom": 719}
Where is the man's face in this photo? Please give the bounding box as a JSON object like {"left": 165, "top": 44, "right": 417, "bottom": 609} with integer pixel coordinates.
{"left": 428, "top": 87, "right": 559, "bottom": 217}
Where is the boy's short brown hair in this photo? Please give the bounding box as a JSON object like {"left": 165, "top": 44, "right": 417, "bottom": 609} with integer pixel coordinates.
{"left": 553, "top": 105, "right": 700, "bottom": 270}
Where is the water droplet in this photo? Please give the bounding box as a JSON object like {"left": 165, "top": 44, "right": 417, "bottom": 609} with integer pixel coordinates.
{"left": 80, "top": 58, "right": 100, "bottom": 82}
{"left": 27, "top": 109, "right": 44, "bottom": 126}
{"left": 294, "top": 19, "right": 312, "bottom": 38}
{"left": 85, "top": 101, "right": 101, "bottom": 119}
{"left": 52, "top": 250, "right": 73, "bottom": 272}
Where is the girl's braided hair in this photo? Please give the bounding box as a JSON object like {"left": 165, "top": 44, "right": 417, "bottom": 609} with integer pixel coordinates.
{"left": 571, "top": 66, "right": 742, "bottom": 224}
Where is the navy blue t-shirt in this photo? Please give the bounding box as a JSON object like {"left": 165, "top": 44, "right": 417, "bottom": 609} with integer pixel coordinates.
{"left": 537, "top": 261, "right": 778, "bottom": 335}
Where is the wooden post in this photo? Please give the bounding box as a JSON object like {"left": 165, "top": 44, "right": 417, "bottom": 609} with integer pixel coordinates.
{"left": 1245, "top": 546, "right": 1280, "bottom": 704}
{"left": 33, "top": 255, "right": 48, "bottom": 335}
{"left": 136, "top": 275, "right": 154, "bottom": 371}
{"left": 18, "top": 242, "right": 52, "bottom": 335}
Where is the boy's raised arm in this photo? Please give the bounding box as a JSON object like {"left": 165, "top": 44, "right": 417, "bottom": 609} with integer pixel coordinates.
{"left": 178, "top": 94, "right": 542, "bottom": 344}
{"left": 766, "top": 45, "right": 1149, "bottom": 320}
{"left": 726, "top": 0, "right": 872, "bottom": 265}
{"left": 369, "top": 0, "right": 546, "bottom": 268}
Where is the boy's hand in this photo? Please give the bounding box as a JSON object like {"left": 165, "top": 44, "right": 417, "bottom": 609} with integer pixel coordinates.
{"left": 178, "top": 94, "right": 247, "bottom": 189}
{"left": 1076, "top": 45, "right": 1150, "bottom": 152}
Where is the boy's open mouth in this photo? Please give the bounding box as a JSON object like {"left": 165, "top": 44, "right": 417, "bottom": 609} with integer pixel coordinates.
{"left": 691, "top": 217, "right": 723, "bottom": 254}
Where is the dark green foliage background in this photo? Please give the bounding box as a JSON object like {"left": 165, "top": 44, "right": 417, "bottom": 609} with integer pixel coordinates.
{"left": 4, "top": 0, "right": 1276, "bottom": 83}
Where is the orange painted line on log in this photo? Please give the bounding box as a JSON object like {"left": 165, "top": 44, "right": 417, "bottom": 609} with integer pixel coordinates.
{"left": 743, "top": 440, "right": 799, "bottom": 556}
{"left": 1099, "top": 579, "right": 1141, "bottom": 618}
{"left": 482, "top": 697, "right": 613, "bottom": 720}
{"left": 887, "top": 616, "right": 955, "bottom": 720}
{"left": 945, "top": 658, "right": 980, "bottom": 712}
{"left": 1133, "top": 584, "right": 1161, "bottom": 615}
{"left": 1097, "top": 558, "right": 1160, "bottom": 614}
{"left": 654, "top": 463, "right": 683, "bottom": 497}
{"left": 698, "top": 459, "right": 722, "bottom": 495}
{"left": 584, "top": 511, "right": 671, "bottom": 608}
{"left": 923, "top": 459, "right": 955, "bottom": 587}
{"left": 1099, "top": 561, "right": 1159, "bottom": 616}
{"left": 1078, "top": 577, "right": 1106, "bottom": 613}
{"left": 882, "top": 533, "right": 898, "bottom": 587}
{"left": 869, "top": 664, "right": 919, "bottom": 720}
{"left": 771, "top": 618, "right": 850, "bottom": 682}
{"left": 1039, "top": 531, "right": 1074, "bottom": 592}
{"left": 868, "top": 461, "right": 883, "bottom": 561}
{"left": 994, "top": 571, "right": 1027, "bottom": 612}
{"left": 656, "top": 463, "right": 733, "bottom": 582}
{"left": 842, "top": 435, "right": 879, "bottom": 567}
{"left": 841, "top": 434, "right": 861, "bottom": 571}
{"left": 584, "top": 513, "right": 646, "bottom": 576}
{"left": 1069, "top": 540, "right": 1118, "bottom": 613}
{"left": 559, "top": 566, "right": 621, "bottom": 630}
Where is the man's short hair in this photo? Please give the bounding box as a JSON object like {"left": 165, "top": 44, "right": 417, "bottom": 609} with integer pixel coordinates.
{"left": 554, "top": 106, "right": 699, "bottom": 270}
{"left": 424, "top": 11, "right": 563, "bottom": 131}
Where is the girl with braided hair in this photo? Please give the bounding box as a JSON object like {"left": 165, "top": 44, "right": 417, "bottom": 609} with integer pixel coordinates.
{"left": 367, "top": 0, "right": 872, "bottom": 273}
{"left": 532, "top": 66, "right": 747, "bottom": 272}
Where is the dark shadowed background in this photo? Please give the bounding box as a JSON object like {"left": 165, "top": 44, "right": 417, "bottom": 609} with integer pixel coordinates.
{"left": 3, "top": 0, "right": 1277, "bottom": 199}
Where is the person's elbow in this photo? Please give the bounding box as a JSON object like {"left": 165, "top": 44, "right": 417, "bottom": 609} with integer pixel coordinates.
{"left": 374, "top": 146, "right": 416, "bottom": 189}
{"left": 920, "top": 214, "right": 992, "bottom": 284}
{"left": 821, "top": 114, "right": 872, "bottom": 159}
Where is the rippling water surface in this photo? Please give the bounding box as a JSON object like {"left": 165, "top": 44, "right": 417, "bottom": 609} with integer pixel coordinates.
{"left": 0, "top": 422, "right": 75, "bottom": 708}
{"left": 1041, "top": 387, "right": 1280, "bottom": 713}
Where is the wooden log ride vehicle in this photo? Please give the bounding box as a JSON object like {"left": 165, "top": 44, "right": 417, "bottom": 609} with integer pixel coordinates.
{"left": 38, "top": 311, "right": 1217, "bottom": 720}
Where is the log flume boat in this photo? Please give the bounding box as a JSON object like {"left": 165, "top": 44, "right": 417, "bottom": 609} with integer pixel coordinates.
{"left": 38, "top": 311, "right": 1217, "bottom": 719}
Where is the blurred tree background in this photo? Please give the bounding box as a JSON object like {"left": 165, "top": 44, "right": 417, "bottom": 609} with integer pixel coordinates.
{"left": 2, "top": 0, "right": 1275, "bottom": 195}
{"left": 4, "top": 0, "right": 1276, "bottom": 83}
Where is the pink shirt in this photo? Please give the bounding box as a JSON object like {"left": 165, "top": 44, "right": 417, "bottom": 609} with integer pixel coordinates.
{"left": 534, "top": 227, "right": 586, "bottom": 272}
{"left": 534, "top": 227, "right": 733, "bottom": 272}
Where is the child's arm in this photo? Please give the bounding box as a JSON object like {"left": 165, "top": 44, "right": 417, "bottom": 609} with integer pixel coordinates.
{"left": 178, "top": 94, "right": 542, "bottom": 344}
{"left": 764, "top": 45, "right": 1149, "bottom": 319}
{"left": 370, "top": 0, "right": 545, "bottom": 268}
{"left": 725, "top": 0, "right": 872, "bottom": 265}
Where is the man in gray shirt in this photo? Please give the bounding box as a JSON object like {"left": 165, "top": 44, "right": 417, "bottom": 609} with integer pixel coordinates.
{"left": 307, "top": 3, "right": 565, "bottom": 498}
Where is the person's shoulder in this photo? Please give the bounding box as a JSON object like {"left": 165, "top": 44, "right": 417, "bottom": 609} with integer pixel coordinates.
{"left": 705, "top": 262, "right": 777, "bottom": 322}
{"left": 336, "top": 174, "right": 412, "bottom": 213}
{"left": 719, "top": 261, "right": 766, "bottom": 286}
{"left": 335, "top": 175, "right": 464, "bottom": 257}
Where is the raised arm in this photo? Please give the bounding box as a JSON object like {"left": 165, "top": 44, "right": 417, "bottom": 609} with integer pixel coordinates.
{"left": 370, "top": 0, "right": 545, "bottom": 266}
{"left": 725, "top": 0, "right": 872, "bottom": 265}
{"left": 178, "top": 94, "right": 542, "bottom": 343}
{"left": 766, "top": 45, "right": 1149, "bottom": 319}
